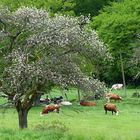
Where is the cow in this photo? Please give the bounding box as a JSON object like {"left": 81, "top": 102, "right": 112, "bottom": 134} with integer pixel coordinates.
{"left": 104, "top": 103, "right": 119, "bottom": 115}
{"left": 80, "top": 100, "right": 96, "bottom": 106}
{"left": 105, "top": 93, "right": 122, "bottom": 102}
{"left": 40, "top": 104, "right": 60, "bottom": 116}
{"left": 111, "top": 84, "right": 123, "bottom": 90}
{"left": 50, "top": 96, "right": 63, "bottom": 104}
{"left": 60, "top": 101, "right": 72, "bottom": 106}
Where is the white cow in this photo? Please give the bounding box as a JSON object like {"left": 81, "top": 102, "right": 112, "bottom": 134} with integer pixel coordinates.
{"left": 60, "top": 101, "right": 72, "bottom": 106}
{"left": 111, "top": 84, "right": 123, "bottom": 90}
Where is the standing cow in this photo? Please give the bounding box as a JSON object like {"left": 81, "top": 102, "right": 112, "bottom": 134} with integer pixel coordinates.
{"left": 105, "top": 93, "right": 122, "bottom": 102}
{"left": 104, "top": 103, "right": 119, "bottom": 115}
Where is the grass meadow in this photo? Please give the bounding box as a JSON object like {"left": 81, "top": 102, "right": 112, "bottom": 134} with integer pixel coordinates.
{"left": 0, "top": 88, "right": 140, "bottom": 140}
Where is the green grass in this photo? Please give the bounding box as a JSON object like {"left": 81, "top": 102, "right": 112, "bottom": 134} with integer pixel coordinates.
{"left": 0, "top": 88, "right": 140, "bottom": 140}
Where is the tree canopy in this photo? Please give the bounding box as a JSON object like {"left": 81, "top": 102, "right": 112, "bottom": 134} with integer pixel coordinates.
{"left": 74, "top": 0, "right": 118, "bottom": 17}
{"left": 90, "top": 0, "right": 140, "bottom": 83}
{"left": 0, "top": 7, "right": 109, "bottom": 129}
{"left": 0, "top": 0, "right": 119, "bottom": 16}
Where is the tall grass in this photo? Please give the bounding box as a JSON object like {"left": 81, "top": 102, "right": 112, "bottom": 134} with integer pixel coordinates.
{"left": 0, "top": 89, "right": 140, "bottom": 140}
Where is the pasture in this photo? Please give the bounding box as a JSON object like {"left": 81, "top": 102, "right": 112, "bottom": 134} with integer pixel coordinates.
{"left": 0, "top": 89, "right": 140, "bottom": 140}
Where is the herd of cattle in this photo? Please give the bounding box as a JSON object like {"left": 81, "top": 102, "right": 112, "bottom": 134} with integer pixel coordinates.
{"left": 40, "top": 84, "right": 123, "bottom": 116}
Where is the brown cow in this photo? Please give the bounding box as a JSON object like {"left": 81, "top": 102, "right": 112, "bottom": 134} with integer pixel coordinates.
{"left": 80, "top": 101, "right": 96, "bottom": 106}
{"left": 40, "top": 104, "right": 60, "bottom": 116}
{"left": 105, "top": 93, "right": 122, "bottom": 102}
{"left": 104, "top": 103, "right": 119, "bottom": 115}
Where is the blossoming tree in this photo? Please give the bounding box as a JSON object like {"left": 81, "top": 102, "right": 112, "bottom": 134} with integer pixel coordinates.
{"left": 0, "top": 7, "right": 109, "bottom": 129}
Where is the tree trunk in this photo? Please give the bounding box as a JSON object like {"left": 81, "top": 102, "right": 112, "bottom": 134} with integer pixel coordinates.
{"left": 33, "top": 93, "right": 42, "bottom": 106}
{"left": 120, "top": 52, "right": 127, "bottom": 97}
{"left": 77, "top": 89, "right": 81, "bottom": 102}
{"left": 18, "top": 109, "right": 28, "bottom": 129}
{"left": 15, "top": 85, "right": 42, "bottom": 129}
{"left": 64, "top": 93, "right": 68, "bottom": 100}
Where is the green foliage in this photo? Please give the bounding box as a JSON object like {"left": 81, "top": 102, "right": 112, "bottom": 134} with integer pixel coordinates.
{"left": 131, "top": 39, "right": 140, "bottom": 80}
{"left": 90, "top": 0, "right": 140, "bottom": 83}
{"left": 47, "top": 0, "right": 76, "bottom": 16}
{"left": 0, "top": 0, "right": 120, "bottom": 17}
{"left": 0, "top": 0, "right": 76, "bottom": 16}
{"left": 74, "top": 0, "right": 118, "bottom": 16}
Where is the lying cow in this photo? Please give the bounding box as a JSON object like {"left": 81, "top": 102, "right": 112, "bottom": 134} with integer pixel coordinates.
{"left": 80, "top": 100, "right": 96, "bottom": 106}
{"left": 104, "top": 103, "right": 119, "bottom": 115}
{"left": 50, "top": 96, "right": 63, "bottom": 104}
{"left": 60, "top": 101, "right": 72, "bottom": 106}
{"left": 111, "top": 84, "right": 123, "bottom": 90}
{"left": 105, "top": 93, "right": 122, "bottom": 102}
{"left": 40, "top": 104, "right": 60, "bottom": 116}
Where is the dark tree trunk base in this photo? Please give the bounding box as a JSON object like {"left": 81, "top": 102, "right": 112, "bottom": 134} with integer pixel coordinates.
{"left": 18, "top": 109, "right": 28, "bottom": 129}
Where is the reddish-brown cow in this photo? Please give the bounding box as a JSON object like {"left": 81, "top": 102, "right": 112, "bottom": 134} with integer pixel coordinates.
{"left": 104, "top": 103, "right": 119, "bottom": 115}
{"left": 40, "top": 104, "right": 60, "bottom": 116}
{"left": 80, "top": 101, "right": 96, "bottom": 106}
{"left": 105, "top": 93, "right": 122, "bottom": 102}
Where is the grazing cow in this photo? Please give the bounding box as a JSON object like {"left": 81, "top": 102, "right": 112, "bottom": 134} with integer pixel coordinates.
{"left": 60, "top": 101, "right": 72, "bottom": 106}
{"left": 80, "top": 100, "right": 96, "bottom": 106}
{"left": 104, "top": 103, "right": 119, "bottom": 115}
{"left": 51, "top": 96, "right": 63, "bottom": 104}
{"left": 105, "top": 93, "right": 122, "bottom": 102}
{"left": 40, "top": 104, "right": 60, "bottom": 116}
{"left": 111, "top": 84, "right": 123, "bottom": 90}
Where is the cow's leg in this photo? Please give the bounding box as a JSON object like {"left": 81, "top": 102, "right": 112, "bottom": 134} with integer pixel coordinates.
{"left": 56, "top": 108, "right": 59, "bottom": 113}
{"left": 112, "top": 111, "right": 114, "bottom": 115}
{"left": 53, "top": 108, "right": 59, "bottom": 113}
{"left": 53, "top": 109, "right": 57, "bottom": 112}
